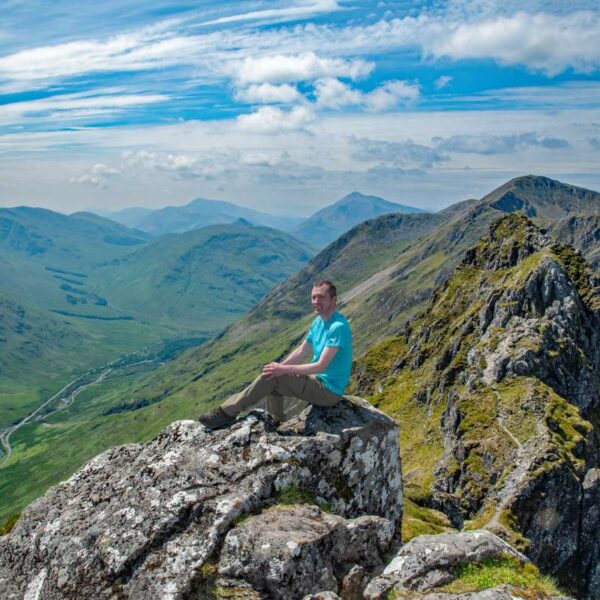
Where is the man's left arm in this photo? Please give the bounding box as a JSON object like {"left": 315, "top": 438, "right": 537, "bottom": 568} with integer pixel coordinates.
{"left": 263, "top": 345, "right": 338, "bottom": 379}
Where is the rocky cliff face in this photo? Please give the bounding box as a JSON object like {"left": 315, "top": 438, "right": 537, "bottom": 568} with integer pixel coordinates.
{"left": 0, "top": 399, "right": 403, "bottom": 599}
{"left": 354, "top": 214, "right": 600, "bottom": 598}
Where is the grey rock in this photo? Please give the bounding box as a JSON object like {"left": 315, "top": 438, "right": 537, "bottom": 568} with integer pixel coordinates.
{"left": 219, "top": 504, "right": 393, "bottom": 599}
{"left": 578, "top": 468, "right": 600, "bottom": 599}
{"left": 302, "top": 593, "right": 342, "bottom": 600}
{"left": 0, "top": 398, "right": 402, "bottom": 600}
{"left": 363, "top": 530, "right": 528, "bottom": 599}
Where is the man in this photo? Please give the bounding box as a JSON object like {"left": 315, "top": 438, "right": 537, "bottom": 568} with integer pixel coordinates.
{"left": 198, "top": 280, "right": 352, "bottom": 429}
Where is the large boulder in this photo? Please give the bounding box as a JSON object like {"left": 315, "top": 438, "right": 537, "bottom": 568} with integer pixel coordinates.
{"left": 218, "top": 504, "right": 394, "bottom": 599}
{"left": 363, "top": 530, "right": 529, "bottom": 599}
{"left": 0, "top": 398, "right": 402, "bottom": 599}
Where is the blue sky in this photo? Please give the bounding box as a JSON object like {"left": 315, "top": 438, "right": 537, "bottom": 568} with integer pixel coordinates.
{"left": 0, "top": 0, "right": 599, "bottom": 215}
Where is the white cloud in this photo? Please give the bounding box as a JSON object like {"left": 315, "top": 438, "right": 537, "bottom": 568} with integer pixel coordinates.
{"left": 122, "top": 150, "right": 228, "bottom": 180}
{"left": 241, "top": 152, "right": 284, "bottom": 167}
{"left": 235, "top": 83, "right": 302, "bottom": 104}
{"left": 364, "top": 80, "right": 420, "bottom": 111}
{"left": 314, "top": 78, "right": 420, "bottom": 111}
{"left": 425, "top": 11, "right": 600, "bottom": 75}
{"left": 69, "top": 163, "right": 120, "bottom": 188}
{"left": 314, "top": 78, "right": 363, "bottom": 108}
{"left": 434, "top": 75, "right": 453, "bottom": 89}
{"left": 233, "top": 51, "right": 374, "bottom": 85}
{"left": 236, "top": 105, "right": 315, "bottom": 134}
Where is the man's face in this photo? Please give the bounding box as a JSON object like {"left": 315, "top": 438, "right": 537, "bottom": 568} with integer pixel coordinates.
{"left": 311, "top": 285, "right": 335, "bottom": 317}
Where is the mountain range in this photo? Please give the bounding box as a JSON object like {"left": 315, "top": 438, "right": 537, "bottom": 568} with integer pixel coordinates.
{"left": 94, "top": 191, "right": 425, "bottom": 246}
{"left": 2, "top": 174, "right": 600, "bottom": 595}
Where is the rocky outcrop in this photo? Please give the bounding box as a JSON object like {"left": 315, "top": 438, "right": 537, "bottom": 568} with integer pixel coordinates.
{"left": 219, "top": 504, "right": 393, "bottom": 599}
{"left": 363, "top": 530, "right": 528, "bottom": 599}
{"left": 354, "top": 214, "right": 600, "bottom": 598}
{"left": 0, "top": 398, "right": 402, "bottom": 600}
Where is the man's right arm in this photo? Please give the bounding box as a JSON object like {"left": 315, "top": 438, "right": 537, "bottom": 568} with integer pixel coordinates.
{"left": 281, "top": 340, "right": 312, "bottom": 365}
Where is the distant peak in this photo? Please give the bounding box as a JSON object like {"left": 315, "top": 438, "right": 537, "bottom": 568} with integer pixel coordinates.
{"left": 342, "top": 191, "right": 368, "bottom": 200}
{"left": 233, "top": 217, "right": 253, "bottom": 227}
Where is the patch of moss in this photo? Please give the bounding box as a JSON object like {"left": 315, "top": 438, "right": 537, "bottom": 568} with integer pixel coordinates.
{"left": 402, "top": 497, "right": 453, "bottom": 541}
{"left": 0, "top": 513, "right": 19, "bottom": 536}
{"left": 498, "top": 508, "right": 530, "bottom": 552}
{"left": 363, "top": 336, "right": 408, "bottom": 378}
{"left": 442, "top": 554, "right": 562, "bottom": 597}
{"left": 463, "top": 502, "right": 497, "bottom": 530}
{"left": 273, "top": 484, "right": 335, "bottom": 514}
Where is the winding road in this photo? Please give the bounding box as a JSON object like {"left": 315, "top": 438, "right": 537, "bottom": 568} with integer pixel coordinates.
{"left": 0, "top": 367, "right": 114, "bottom": 465}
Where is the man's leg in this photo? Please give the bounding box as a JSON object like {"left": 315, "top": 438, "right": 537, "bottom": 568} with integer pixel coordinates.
{"left": 221, "top": 373, "right": 280, "bottom": 417}
{"left": 221, "top": 373, "right": 341, "bottom": 419}
{"left": 275, "top": 374, "right": 342, "bottom": 409}
{"left": 265, "top": 394, "right": 286, "bottom": 422}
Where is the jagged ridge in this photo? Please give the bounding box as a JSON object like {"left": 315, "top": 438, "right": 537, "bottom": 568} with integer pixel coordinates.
{"left": 353, "top": 214, "right": 600, "bottom": 598}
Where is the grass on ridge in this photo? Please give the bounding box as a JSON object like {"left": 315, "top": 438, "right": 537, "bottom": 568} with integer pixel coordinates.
{"left": 442, "top": 554, "right": 562, "bottom": 596}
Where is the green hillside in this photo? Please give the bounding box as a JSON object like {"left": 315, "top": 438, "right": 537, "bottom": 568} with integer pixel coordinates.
{"left": 1, "top": 176, "right": 599, "bottom": 526}
{"left": 0, "top": 207, "right": 149, "bottom": 319}
{"left": 0, "top": 214, "right": 314, "bottom": 467}
{"left": 94, "top": 222, "right": 314, "bottom": 331}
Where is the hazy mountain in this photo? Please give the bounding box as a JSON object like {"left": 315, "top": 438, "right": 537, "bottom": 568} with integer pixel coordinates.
{"left": 291, "top": 191, "right": 427, "bottom": 249}
{"left": 3, "top": 175, "right": 600, "bottom": 528}
{"left": 91, "top": 206, "right": 154, "bottom": 228}
{"left": 0, "top": 207, "right": 149, "bottom": 264}
{"left": 101, "top": 197, "right": 304, "bottom": 236}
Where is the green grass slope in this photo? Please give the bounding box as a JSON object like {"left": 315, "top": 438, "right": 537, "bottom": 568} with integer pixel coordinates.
{"left": 0, "top": 207, "right": 150, "bottom": 319}
{"left": 94, "top": 222, "right": 315, "bottom": 331}
{"left": 353, "top": 215, "right": 600, "bottom": 594}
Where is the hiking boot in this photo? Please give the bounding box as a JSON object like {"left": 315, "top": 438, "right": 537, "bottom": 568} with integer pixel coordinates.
{"left": 198, "top": 407, "right": 236, "bottom": 430}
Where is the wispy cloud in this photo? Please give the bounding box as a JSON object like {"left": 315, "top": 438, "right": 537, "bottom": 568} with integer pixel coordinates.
{"left": 433, "top": 132, "right": 570, "bottom": 154}
{"left": 0, "top": 90, "right": 169, "bottom": 126}
{"left": 200, "top": 0, "right": 341, "bottom": 26}
{"left": 69, "top": 163, "right": 121, "bottom": 188}
{"left": 0, "top": 22, "right": 205, "bottom": 84}
{"left": 434, "top": 75, "right": 453, "bottom": 89}
{"left": 351, "top": 136, "right": 448, "bottom": 168}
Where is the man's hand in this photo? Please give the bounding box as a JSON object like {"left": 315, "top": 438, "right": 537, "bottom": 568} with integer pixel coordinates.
{"left": 262, "top": 362, "right": 288, "bottom": 380}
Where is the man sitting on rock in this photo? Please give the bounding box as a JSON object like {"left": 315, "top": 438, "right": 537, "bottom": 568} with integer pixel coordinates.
{"left": 198, "top": 280, "right": 353, "bottom": 429}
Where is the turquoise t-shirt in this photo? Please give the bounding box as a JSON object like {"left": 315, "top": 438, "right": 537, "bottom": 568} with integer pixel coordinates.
{"left": 305, "top": 311, "right": 353, "bottom": 395}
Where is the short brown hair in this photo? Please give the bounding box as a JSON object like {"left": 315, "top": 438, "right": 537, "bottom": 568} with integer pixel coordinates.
{"left": 313, "top": 280, "right": 337, "bottom": 298}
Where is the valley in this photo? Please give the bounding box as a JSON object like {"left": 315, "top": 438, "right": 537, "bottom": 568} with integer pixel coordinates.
{"left": 1, "top": 176, "right": 600, "bottom": 596}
